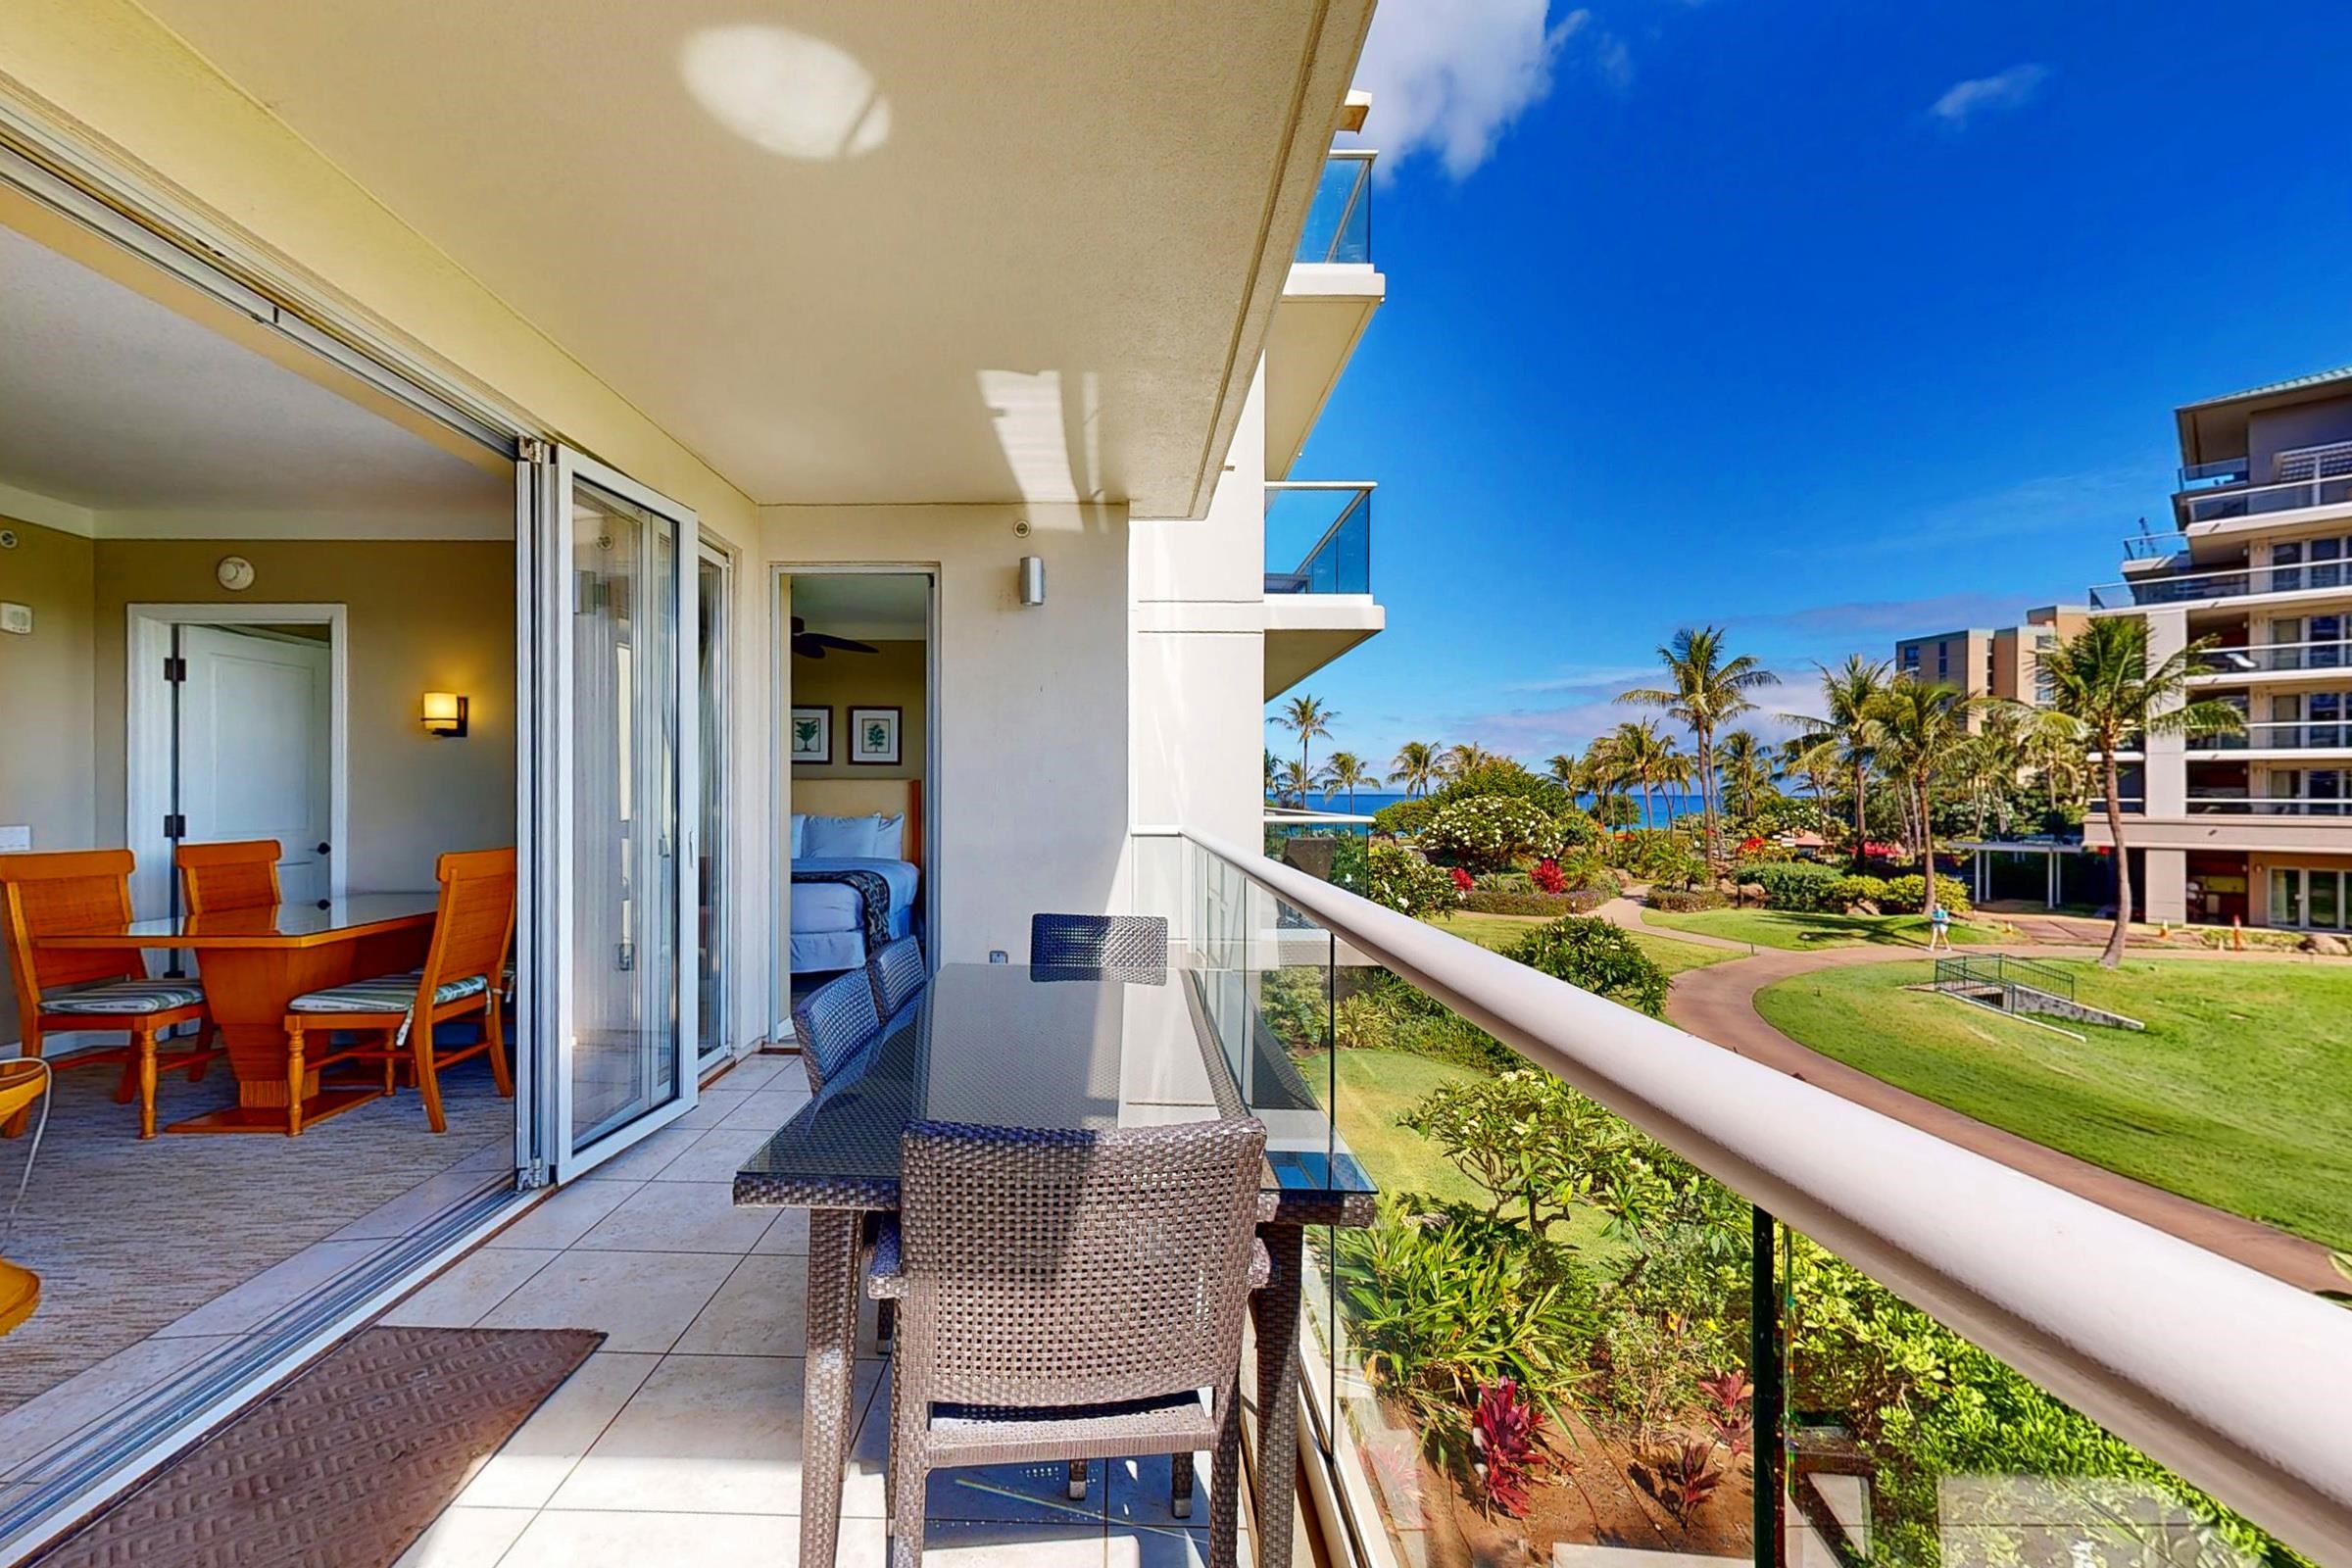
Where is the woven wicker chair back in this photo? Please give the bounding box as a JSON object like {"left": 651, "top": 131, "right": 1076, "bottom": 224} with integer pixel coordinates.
{"left": 899, "top": 1116, "right": 1266, "bottom": 1408}
{"left": 0, "top": 851, "right": 142, "bottom": 997}
{"left": 867, "top": 935, "right": 927, "bottom": 1019}
{"left": 176, "top": 840, "right": 282, "bottom": 915}
{"left": 421, "top": 849, "right": 516, "bottom": 1001}
{"left": 1028, "top": 913, "right": 1167, "bottom": 971}
{"left": 793, "top": 968, "right": 881, "bottom": 1091}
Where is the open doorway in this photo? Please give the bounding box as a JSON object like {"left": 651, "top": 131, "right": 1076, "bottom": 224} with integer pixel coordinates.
{"left": 781, "top": 570, "right": 934, "bottom": 1014}
{"left": 0, "top": 210, "right": 520, "bottom": 1467}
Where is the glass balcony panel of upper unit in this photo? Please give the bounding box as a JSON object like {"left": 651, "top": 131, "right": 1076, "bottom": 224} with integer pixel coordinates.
{"left": 1297, "top": 150, "right": 1373, "bottom": 265}
{"left": 2175, "top": 440, "right": 2352, "bottom": 525}
{"left": 1264, "top": 482, "right": 1372, "bottom": 596}
{"left": 2090, "top": 537, "right": 2352, "bottom": 609}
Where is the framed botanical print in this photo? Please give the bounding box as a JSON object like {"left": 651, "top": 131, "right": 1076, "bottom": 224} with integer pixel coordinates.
{"left": 848, "top": 706, "right": 903, "bottom": 767}
{"left": 790, "top": 706, "right": 832, "bottom": 764}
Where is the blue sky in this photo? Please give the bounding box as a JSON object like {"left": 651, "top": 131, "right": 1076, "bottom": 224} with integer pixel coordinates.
{"left": 1275, "top": 0, "right": 2352, "bottom": 775}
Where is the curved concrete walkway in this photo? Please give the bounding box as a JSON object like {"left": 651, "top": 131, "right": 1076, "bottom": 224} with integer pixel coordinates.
{"left": 1602, "top": 902, "right": 2340, "bottom": 1295}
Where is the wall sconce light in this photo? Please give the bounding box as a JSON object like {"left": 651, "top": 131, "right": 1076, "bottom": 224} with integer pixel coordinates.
{"left": 1017, "top": 555, "right": 1046, "bottom": 607}
{"left": 421, "top": 691, "right": 469, "bottom": 738}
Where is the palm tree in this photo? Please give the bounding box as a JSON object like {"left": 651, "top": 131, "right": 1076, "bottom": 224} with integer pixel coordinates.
{"left": 1274, "top": 694, "right": 1336, "bottom": 794}
{"left": 1609, "top": 717, "right": 1682, "bottom": 830}
{"left": 1619, "top": 627, "right": 1779, "bottom": 867}
{"left": 1263, "top": 749, "right": 1280, "bottom": 802}
{"left": 1322, "top": 751, "right": 1375, "bottom": 812}
{"left": 1437, "top": 741, "right": 1495, "bottom": 782}
{"left": 1388, "top": 740, "right": 1441, "bottom": 799}
{"left": 1582, "top": 733, "right": 1629, "bottom": 819}
{"left": 1790, "top": 657, "right": 1891, "bottom": 870}
{"left": 2037, "top": 619, "right": 2244, "bottom": 965}
{"left": 1273, "top": 758, "right": 1321, "bottom": 808}
{"left": 1869, "top": 677, "right": 1982, "bottom": 900}
{"left": 1715, "top": 729, "right": 1778, "bottom": 822}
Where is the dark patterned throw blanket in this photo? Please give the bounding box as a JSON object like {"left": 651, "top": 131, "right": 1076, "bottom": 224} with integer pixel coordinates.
{"left": 792, "top": 865, "right": 895, "bottom": 952}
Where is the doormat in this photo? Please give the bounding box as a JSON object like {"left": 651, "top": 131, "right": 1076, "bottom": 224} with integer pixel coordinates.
{"left": 27, "top": 1325, "right": 604, "bottom": 1567}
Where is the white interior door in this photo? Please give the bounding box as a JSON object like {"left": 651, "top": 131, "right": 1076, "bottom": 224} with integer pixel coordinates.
{"left": 532, "top": 446, "right": 700, "bottom": 1180}
{"left": 178, "top": 626, "right": 333, "bottom": 905}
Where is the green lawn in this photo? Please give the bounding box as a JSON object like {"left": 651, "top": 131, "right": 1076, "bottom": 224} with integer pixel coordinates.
{"left": 1754, "top": 958, "right": 2352, "bottom": 1251}
{"left": 1429, "top": 909, "right": 1738, "bottom": 975}
{"left": 1644, "top": 906, "right": 2009, "bottom": 952}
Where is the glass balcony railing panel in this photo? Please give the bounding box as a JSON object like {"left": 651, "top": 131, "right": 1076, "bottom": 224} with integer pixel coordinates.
{"left": 2186, "top": 795, "right": 2352, "bottom": 815}
{"left": 2194, "top": 720, "right": 2352, "bottom": 750}
{"left": 1782, "top": 1221, "right": 2287, "bottom": 1568}
{"left": 2088, "top": 562, "right": 2352, "bottom": 609}
{"left": 2193, "top": 641, "right": 2352, "bottom": 676}
{"left": 1264, "top": 482, "right": 1372, "bottom": 596}
{"left": 2178, "top": 472, "right": 2352, "bottom": 525}
{"left": 1297, "top": 151, "right": 1374, "bottom": 265}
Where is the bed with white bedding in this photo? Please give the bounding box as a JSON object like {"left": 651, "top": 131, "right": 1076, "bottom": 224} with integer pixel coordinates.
{"left": 789, "top": 791, "right": 922, "bottom": 973}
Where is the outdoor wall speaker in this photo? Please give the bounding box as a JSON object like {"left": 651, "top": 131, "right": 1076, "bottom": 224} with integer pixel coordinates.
{"left": 1017, "top": 555, "right": 1046, "bottom": 607}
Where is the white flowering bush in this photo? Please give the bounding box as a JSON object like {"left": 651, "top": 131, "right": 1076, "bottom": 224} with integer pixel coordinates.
{"left": 1367, "top": 844, "right": 1464, "bottom": 917}
{"left": 1419, "top": 795, "right": 1570, "bottom": 872}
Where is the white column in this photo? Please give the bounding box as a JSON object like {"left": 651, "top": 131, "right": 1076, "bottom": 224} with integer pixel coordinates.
{"left": 2141, "top": 609, "right": 2189, "bottom": 817}
{"left": 2143, "top": 847, "right": 2189, "bottom": 923}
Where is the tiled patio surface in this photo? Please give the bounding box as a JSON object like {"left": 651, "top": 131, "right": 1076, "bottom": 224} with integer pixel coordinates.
{"left": 387, "top": 1054, "right": 1237, "bottom": 1568}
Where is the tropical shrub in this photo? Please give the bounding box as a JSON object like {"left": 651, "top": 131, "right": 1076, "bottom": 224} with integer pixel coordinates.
{"left": 1461, "top": 888, "right": 1609, "bottom": 916}
{"left": 1881, "top": 873, "right": 1972, "bottom": 914}
{"left": 1504, "top": 915, "right": 1671, "bottom": 1018}
{"left": 1421, "top": 795, "right": 1575, "bottom": 871}
{"left": 1373, "top": 795, "right": 1440, "bottom": 838}
{"left": 1366, "top": 844, "right": 1463, "bottom": 917}
{"left": 1337, "top": 970, "right": 1517, "bottom": 1069}
{"left": 1608, "top": 827, "right": 1708, "bottom": 887}
{"left": 1322, "top": 833, "right": 1372, "bottom": 899}
{"left": 1440, "top": 759, "right": 1575, "bottom": 813}
{"left": 1646, "top": 887, "right": 1729, "bottom": 913}
{"left": 1528, "top": 858, "right": 1567, "bottom": 895}
{"left": 1744, "top": 860, "right": 1846, "bottom": 911}
{"left": 1450, "top": 866, "right": 1475, "bottom": 891}
{"left": 1470, "top": 1378, "right": 1549, "bottom": 1518}
{"left": 1552, "top": 808, "right": 1602, "bottom": 849}
{"left": 1832, "top": 873, "right": 1888, "bottom": 909}
{"left": 1334, "top": 1199, "right": 1596, "bottom": 1449}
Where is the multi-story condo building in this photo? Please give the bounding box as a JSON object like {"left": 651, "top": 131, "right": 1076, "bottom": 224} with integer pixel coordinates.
{"left": 2089, "top": 367, "right": 2352, "bottom": 929}
{"left": 1894, "top": 604, "right": 2089, "bottom": 711}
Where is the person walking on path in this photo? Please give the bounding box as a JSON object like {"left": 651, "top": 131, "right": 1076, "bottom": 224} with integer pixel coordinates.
{"left": 1927, "top": 901, "right": 1953, "bottom": 951}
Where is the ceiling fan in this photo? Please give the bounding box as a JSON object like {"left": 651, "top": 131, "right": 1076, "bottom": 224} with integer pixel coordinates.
{"left": 791, "top": 616, "right": 878, "bottom": 660}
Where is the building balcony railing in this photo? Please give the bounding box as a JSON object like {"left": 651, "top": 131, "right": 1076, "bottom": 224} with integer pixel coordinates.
{"left": 2089, "top": 560, "right": 2352, "bottom": 609}
{"left": 1297, "top": 150, "right": 1374, "bottom": 266}
{"left": 1131, "top": 827, "right": 2350, "bottom": 1568}
{"left": 2123, "top": 528, "right": 2184, "bottom": 563}
{"left": 2191, "top": 720, "right": 2352, "bottom": 752}
{"left": 1264, "top": 481, "right": 1371, "bottom": 595}
{"left": 2192, "top": 639, "right": 2352, "bottom": 676}
{"left": 2173, "top": 442, "right": 2352, "bottom": 526}
{"left": 2116, "top": 793, "right": 2352, "bottom": 816}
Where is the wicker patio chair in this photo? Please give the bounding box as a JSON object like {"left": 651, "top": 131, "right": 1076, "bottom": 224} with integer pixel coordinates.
{"left": 867, "top": 1115, "right": 1266, "bottom": 1568}
{"left": 1027, "top": 912, "right": 1167, "bottom": 983}
{"left": 792, "top": 966, "right": 882, "bottom": 1094}
{"left": 865, "top": 934, "right": 927, "bottom": 1022}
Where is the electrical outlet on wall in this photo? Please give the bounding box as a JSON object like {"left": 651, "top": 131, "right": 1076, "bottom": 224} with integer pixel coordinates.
{"left": 0, "top": 826, "right": 31, "bottom": 853}
{"left": 0, "top": 602, "right": 31, "bottom": 635}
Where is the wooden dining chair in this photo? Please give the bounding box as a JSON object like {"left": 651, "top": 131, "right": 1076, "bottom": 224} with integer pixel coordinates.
{"left": 282, "top": 848, "right": 516, "bottom": 1135}
{"left": 175, "top": 839, "right": 282, "bottom": 915}
{"left": 0, "top": 851, "right": 219, "bottom": 1140}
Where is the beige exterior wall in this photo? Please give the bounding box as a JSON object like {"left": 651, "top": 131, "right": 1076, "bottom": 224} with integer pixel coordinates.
{"left": 2247, "top": 850, "right": 2352, "bottom": 927}
{"left": 765, "top": 504, "right": 1131, "bottom": 983}
{"left": 0, "top": 517, "right": 98, "bottom": 1044}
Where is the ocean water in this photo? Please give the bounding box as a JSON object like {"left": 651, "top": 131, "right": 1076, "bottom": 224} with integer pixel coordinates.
{"left": 1268, "top": 789, "right": 1707, "bottom": 832}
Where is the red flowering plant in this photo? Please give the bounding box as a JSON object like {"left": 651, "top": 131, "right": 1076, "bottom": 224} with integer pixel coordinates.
{"left": 1450, "top": 865, "right": 1475, "bottom": 892}
{"left": 1469, "top": 1378, "right": 1549, "bottom": 1519}
{"left": 1529, "top": 858, "right": 1567, "bottom": 895}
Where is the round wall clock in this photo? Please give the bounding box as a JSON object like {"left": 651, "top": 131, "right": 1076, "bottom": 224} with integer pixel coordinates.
{"left": 216, "top": 555, "right": 256, "bottom": 592}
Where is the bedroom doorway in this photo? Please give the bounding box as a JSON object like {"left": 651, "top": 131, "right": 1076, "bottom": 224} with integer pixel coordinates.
{"left": 778, "top": 569, "right": 935, "bottom": 1026}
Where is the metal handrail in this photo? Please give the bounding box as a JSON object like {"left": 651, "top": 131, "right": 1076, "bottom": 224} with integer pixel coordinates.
{"left": 1163, "top": 826, "right": 2352, "bottom": 1562}
{"left": 2175, "top": 469, "right": 2352, "bottom": 525}
{"left": 2089, "top": 561, "right": 2352, "bottom": 609}
{"left": 2191, "top": 639, "right": 2352, "bottom": 675}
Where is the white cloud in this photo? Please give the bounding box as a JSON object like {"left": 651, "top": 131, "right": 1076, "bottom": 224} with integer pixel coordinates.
{"left": 1929, "top": 63, "right": 2051, "bottom": 129}
{"left": 1348, "top": 0, "right": 1588, "bottom": 178}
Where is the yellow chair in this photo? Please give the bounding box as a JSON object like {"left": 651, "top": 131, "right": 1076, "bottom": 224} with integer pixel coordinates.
{"left": 0, "top": 1059, "right": 49, "bottom": 1335}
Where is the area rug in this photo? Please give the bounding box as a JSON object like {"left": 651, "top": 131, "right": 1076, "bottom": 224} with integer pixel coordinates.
{"left": 27, "top": 1325, "right": 603, "bottom": 1567}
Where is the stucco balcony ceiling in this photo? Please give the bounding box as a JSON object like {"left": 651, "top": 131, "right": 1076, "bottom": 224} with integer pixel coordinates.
{"left": 137, "top": 0, "right": 1373, "bottom": 515}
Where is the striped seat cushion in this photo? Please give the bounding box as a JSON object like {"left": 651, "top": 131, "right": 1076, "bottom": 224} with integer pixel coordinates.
{"left": 44, "top": 978, "right": 206, "bottom": 1015}
{"left": 289, "top": 969, "right": 489, "bottom": 1015}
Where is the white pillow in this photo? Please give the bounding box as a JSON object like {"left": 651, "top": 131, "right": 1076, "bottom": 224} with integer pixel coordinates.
{"left": 872, "top": 814, "right": 905, "bottom": 860}
{"left": 804, "top": 812, "right": 881, "bottom": 858}
{"left": 790, "top": 813, "right": 808, "bottom": 858}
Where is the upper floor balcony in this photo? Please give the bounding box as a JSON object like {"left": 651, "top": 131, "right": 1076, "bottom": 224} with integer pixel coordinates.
{"left": 2188, "top": 638, "right": 2352, "bottom": 681}
{"left": 1267, "top": 152, "right": 1386, "bottom": 480}
{"left": 2171, "top": 442, "right": 2352, "bottom": 527}
{"left": 2089, "top": 558, "right": 2352, "bottom": 612}
{"left": 2187, "top": 719, "right": 2352, "bottom": 755}
{"left": 1262, "top": 481, "right": 1380, "bottom": 697}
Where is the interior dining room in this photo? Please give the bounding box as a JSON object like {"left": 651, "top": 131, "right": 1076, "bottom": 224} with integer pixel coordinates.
{"left": 0, "top": 199, "right": 524, "bottom": 1464}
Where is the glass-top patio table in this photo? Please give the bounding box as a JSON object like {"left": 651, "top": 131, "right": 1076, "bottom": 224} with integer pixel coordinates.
{"left": 735, "top": 960, "right": 1375, "bottom": 1568}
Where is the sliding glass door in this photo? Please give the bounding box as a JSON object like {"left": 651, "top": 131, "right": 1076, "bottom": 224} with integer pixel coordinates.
{"left": 530, "top": 447, "right": 699, "bottom": 1179}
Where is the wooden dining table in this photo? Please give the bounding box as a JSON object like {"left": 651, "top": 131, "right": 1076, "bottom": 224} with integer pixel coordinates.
{"left": 35, "top": 895, "right": 439, "bottom": 1134}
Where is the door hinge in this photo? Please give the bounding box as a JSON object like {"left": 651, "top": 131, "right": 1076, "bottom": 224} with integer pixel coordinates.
{"left": 522, "top": 1157, "right": 551, "bottom": 1191}
{"left": 163, "top": 812, "right": 186, "bottom": 839}
{"left": 162, "top": 656, "right": 187, "bottom": 683}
